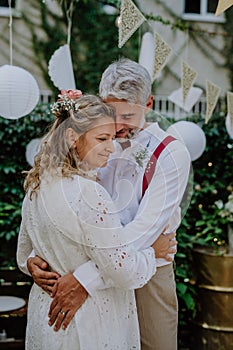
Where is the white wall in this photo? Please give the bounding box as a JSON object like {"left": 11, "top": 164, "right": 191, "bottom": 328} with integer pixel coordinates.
{"left": 137, "top": 0, "right": 230, "bottom": 97}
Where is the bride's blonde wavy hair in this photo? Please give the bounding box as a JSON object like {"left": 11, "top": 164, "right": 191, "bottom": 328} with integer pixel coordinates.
{"left": 24, "top": 94, "right": 115, "bottom": 198}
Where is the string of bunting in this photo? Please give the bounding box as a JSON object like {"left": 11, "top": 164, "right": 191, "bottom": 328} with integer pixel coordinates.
{"left": 181, "top": 61, "right": 197, "bottom": 106}
{"left": 215, "top": 0, "right": 233, "bottom": 16}
{"left": 205, "top": 80, "right": 221, "bottom": 124}
{"left": 117, "top": 0, "right": 233, "bottom": 127}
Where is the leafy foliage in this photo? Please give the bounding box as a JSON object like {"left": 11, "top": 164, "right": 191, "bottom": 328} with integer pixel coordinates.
{"left": 0, "top": 104, "right": 53, "bottom": 266}
{"left": 174, "top": 112, "right": 233, "bottom": 346}
{"left": 1, "top": 2, "right": 233, "bottom": 347}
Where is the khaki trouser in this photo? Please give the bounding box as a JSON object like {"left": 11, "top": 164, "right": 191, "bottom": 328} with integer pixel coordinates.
{"left": 135, "top": 263, "right": 178, "bottom": 350}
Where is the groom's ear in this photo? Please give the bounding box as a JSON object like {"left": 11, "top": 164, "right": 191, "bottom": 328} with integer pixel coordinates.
{"left": 146, "top": 95, "right": 154, "bottom": 110}
{"left": 66, "top": 128, "right": 78, "bottom": 147}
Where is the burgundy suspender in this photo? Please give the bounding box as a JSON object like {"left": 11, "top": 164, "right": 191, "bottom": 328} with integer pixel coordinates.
{"left": 142, "top": 136, "right": 176, "bottom": 197}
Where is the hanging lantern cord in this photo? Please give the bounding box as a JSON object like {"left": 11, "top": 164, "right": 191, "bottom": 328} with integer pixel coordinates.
{"left": 63, "top": 0, "right": 75, "bottom": 46}
{"left": 8, "top": 0, "right": 13, "bottom": 65}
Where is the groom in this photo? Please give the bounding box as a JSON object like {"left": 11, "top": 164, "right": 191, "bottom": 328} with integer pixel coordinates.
{"left": 26, "top": 58, "right": 191, "bottom": 349}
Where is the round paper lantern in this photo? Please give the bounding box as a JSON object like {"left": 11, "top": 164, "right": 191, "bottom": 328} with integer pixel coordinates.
{"left": 26, "top": 138, "right": 42, "bottom": 166}
{"left": 226, "top": 114, "right": 233, "bottom": 139}
{"left": 139, "top": 32, "right": 155, "bottom": 79}
{"left": 167, "top": 121, "right": 206, "bottom": 161}
{"left": 0, "top": 65, "right": 40, "bottom": 119}
{"left": 48, "top": 45, "right": 76, "bottom": 90}
{"left": 168, "top": 87, "right": 203, "bottom": 113}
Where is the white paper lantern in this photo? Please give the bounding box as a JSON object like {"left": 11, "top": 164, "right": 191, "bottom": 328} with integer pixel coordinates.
{"left": 0, "top": 65, "right": 40, "bottom": 119}
{"left": 48, "top": 44, "right": 76, "bottom": 90}
{"left": 168, "top": 87, "right": 203, "bottom": 113}
{"left": 226, "top": 113, "right": 233, "bottom": 139}
{"left": 26, "top": 138, "right": 42, "bottom": 166}
{"left": 102, "top": 4, "right": 118, "bottom": 15}
{"left": 139, "top": 32, "right": 155, "bottom": 79}
{"left": 167, "top": 121, "right": 206, "bottom": 161}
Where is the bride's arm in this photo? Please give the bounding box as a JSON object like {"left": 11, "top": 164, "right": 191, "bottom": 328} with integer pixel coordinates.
{"left": 77, "top": 182, "right": 157, "bottom": 290}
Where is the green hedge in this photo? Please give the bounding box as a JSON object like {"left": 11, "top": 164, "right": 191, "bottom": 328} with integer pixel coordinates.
{"left": 175, "top": 113, "right": 233, "bottom": 346}
{"left": 0, "top": 104, "right": 53, "bottom": 266}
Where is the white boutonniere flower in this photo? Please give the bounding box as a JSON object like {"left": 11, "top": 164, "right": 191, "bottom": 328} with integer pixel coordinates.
{"left": 134, "top": 147, "right": 149, "bottom": 168}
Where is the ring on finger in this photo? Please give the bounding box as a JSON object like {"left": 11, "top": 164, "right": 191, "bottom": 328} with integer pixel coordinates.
{"left": 60, "top": 310, "right": 66, "bottom": 316}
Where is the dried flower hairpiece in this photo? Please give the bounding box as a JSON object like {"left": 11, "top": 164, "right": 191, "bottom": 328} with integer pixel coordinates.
{"left": 51, "top": 89, "right": 83, "bottom": 114}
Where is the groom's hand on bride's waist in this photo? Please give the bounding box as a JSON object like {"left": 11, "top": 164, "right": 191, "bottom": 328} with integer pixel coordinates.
{"left": 27, "top": 256, "right": 60, "bottom": 294}
{"left": 48, "top": 273, "right": 88, "bottom": 332}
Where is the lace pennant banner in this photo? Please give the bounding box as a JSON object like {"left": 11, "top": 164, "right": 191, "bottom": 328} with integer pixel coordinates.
{"left": 215, "top": 0, "right": 233, "bottom": 16}
{"left": 181, "top": 61, "right": 198, "bottom": 105}
{"left": 205, "top": 80, "right": 221, "bottom": 123}
{"left": 118, "top": 0, "right": 146, "bottom": 48}
{"left": 227, "top": 91, "right": 233, "bottom": 129}
{"left": 152, "top": 32, "right": 172, "bottom": 82}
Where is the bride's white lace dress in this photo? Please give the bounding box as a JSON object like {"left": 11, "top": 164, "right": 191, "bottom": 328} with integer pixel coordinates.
{"left": 17, "top": 175, "right": 156, "bottom": 350}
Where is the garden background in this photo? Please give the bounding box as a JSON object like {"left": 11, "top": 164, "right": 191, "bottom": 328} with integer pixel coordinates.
{"left": 0, "top": 1, "right": 233, "bottom": 349}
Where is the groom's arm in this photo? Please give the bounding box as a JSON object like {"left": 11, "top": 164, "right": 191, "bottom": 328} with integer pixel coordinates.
{"left": 28, "top": 231, "right": 176, "bottom": 332}
{"left": 27, "top": 255, "right": 105, "bottom": 295}
{"left": 26, "top": 256, "right": 90, "bottom": 332}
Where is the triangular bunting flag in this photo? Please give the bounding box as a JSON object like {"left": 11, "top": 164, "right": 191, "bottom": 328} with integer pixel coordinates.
{"left": 215, "top": 0, "right": 233, "bottom": 16}
{"left": 205, "top": 80, "right": 221, "bottom": 123}
{"left": 226, "top": 113, "right": 233, "bottom": 138}
{"left": 139, "top": 32, "right": 155, "bottom": 79}
{"left": 181, "top": 61, "right": 198, "bottom": 105}
{"left": 152, "top": 32, "right": 172, "bottom": 82}
{"left": 227, "top": 91, "right": 233, "bottom": 129}
{"left": 118, "top": 0, "right": 146, "bottom": 48}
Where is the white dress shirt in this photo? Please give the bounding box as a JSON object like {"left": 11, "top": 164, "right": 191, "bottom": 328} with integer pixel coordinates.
{"left": 74, "top": 122, "right": 191, "bottom": 295}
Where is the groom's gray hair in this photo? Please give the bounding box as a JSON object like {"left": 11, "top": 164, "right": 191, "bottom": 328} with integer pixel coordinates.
{"left": 99, "top": 58, "right": 152, "bottom": 106}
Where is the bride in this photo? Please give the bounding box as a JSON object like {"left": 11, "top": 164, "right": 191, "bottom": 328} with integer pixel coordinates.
{"left": 17, "top": 93, "right": 176, "bottom": 350}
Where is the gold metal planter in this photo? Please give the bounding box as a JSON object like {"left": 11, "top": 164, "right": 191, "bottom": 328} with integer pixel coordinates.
{"left": 191, "top": 246, "right": 233, "bottom": 350}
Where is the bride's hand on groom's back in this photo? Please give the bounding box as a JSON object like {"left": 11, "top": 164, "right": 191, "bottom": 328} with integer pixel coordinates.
{"left": 151, "top": 230, "right": 177, "bottom": 261}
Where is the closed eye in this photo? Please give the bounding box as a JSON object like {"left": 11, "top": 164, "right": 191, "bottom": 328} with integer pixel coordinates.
{"left": 121, "top": 113, "right": 134, "bottom": 120}
{"left": 97, "top": 137, "right": 107, "bottom": 141}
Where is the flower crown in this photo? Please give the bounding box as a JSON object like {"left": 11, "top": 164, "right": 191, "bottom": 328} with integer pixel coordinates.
{"left": 51, "top": 89, "right": 83, "bottom": 114}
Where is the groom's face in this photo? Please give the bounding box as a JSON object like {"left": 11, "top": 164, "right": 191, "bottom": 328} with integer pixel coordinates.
{"left": 104, "top": 97, "right": 146, "bottom": 139}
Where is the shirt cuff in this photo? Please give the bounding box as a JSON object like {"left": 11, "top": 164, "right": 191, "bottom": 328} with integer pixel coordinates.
{"left": 73, "top": 260, "right": 106, "bottom": 296}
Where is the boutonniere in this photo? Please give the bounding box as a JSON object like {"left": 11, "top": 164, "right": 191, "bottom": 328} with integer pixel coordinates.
{"left": 134, "top": 147, "right": 149, "bottom": 168}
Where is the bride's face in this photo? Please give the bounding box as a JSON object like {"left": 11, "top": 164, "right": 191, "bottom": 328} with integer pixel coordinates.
{"left": 77, "top": 116, "right": 116, "bottom": 168}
